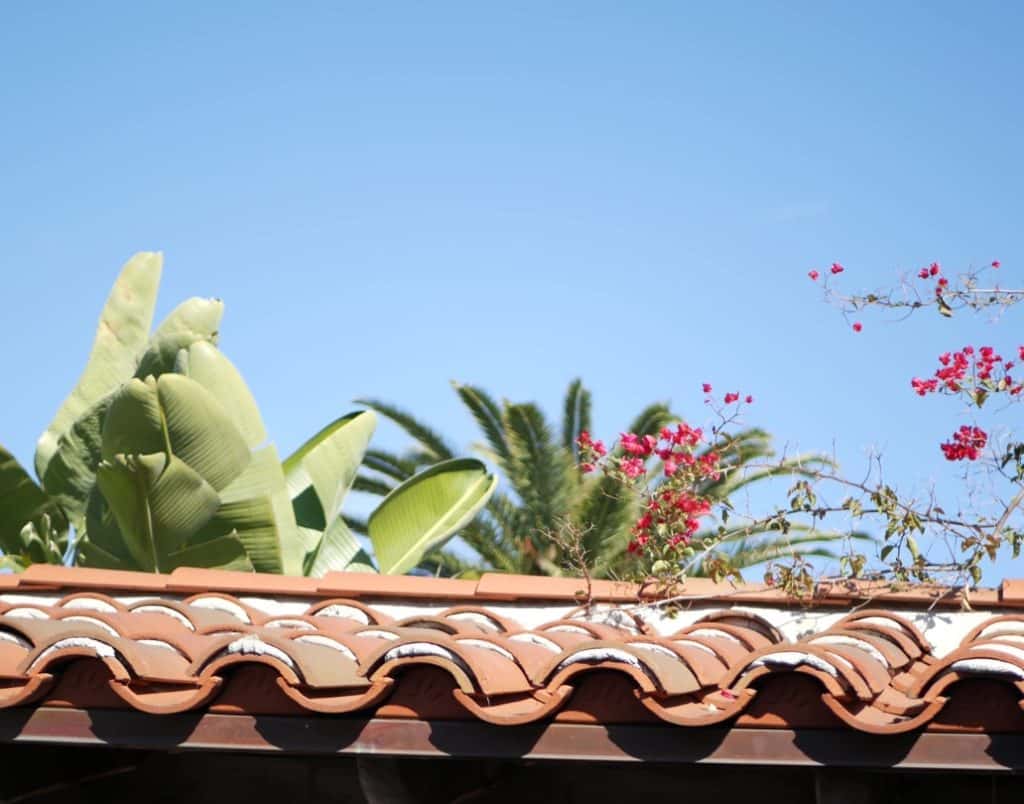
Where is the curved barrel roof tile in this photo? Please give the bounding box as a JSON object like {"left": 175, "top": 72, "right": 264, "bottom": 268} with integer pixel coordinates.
{"left": 0, "top": 566, "right": 1022, "bottom": 734}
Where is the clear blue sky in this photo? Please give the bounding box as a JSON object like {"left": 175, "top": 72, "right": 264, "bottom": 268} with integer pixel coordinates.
{"left": 2, "top": 2, "right": 1022, "bottom": 580}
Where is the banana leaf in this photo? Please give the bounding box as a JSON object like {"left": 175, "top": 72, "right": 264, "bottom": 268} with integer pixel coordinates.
{"left": 0, "top": 444, "right": 67, "bottom": 556}
{"left": 35, "top": 252, "right": 162, "bottom": 481}
{"left": 370, "top": 458, "right": 497, "bottom": 575}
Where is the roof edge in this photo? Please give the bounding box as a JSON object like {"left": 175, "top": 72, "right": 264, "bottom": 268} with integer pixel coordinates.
{"left": 4, "top": 565, "right": 1017, "bottom": 609}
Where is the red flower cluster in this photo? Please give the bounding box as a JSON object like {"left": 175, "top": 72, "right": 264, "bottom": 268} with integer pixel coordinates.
{"left": 917, "top": 262, "right": 941, "bottom": 279}
{"left": 911, "top": 346, "right": 1021, "bottom": 397}
{"left": 575, "top": 430, "right": 606, "bottom": 474}
{"left": 621, "top": 432, "right": 657, "bottom": 456}
{"left": 830, "top": 262, "right": 844, "bottom": 275}
{"left": 628, "top": 488, "right": 712, "bottom": 554}
{"left": 808, "top": 270, "right": 820, "bottom": 281}
{"left": 940, "top": 425, "right": 988, "bottom": 461}
{"left": 580, "top": 421, "right": 723, "bottom": 560}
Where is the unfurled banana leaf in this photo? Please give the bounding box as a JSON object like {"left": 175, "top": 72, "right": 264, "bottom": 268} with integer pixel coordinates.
{"left": 303, "top": 514, "right": 361, "bottom": 577}
{"left": 80, "top": 373, "right": 254, "bottom": 572}
{"left": 284, "top": 411, "right": 377, "bottom": 525}
{"left": 135, "top": 297, "right": 223, "bottom": 378}
{"left": 283, "top": 411, "right": 376, "bottom": 571}
{"left": 0, "top": 444, "right": 67, "bottom": 556}
{"left": 35, "top": 252, "right": 162, "bottom": 482}
{"left": 40, "top": 396, "right": 109, "bottom": 526}
{"left": 97, "top": 453, "right": 221, "bottom": 570}
{"left": 103, "top": 375, "right": 250, "bottom": 490}
{"left": 174, "top": 341, "right": 267, "bottom": 448}
{"left": 370, "top": 458, "right": 498, "bottom": 575}
{"left": 86, "top": 457, "right": 252, "bottom": 573}
{"left": 203, "top": 445, "right": 298, "bottom": 574}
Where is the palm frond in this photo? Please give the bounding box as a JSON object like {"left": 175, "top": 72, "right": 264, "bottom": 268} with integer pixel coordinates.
{"left": 417, "top": 548, "right": 485, "bottom": 579}
{"left": 571, "top": 476, "right": 637, "bottom": 576}
{"left": 485, "top": 491, "right": 524, "bottom": 537}
{"left": 457, "top": 516, "right": 523, "bottom": 574}
{"left": 361, "top": 448, "right": 419, "bottom": 483}
{"left": 716, "top": 532, "right": 848, "bottom": 571}
{"left": 351, "top": 475, "right": 395, "bottom": 497}
{"left": 342, "top": 513, "right": 370, "bottom": 537}
{"left": 353, "top": 398, "right": 455, "bottom": 461}
{"left": 624, "top": 402, "right": 676, "bottom": 441}
{"left": 503, "top": 403, "right": 574, "bottom": 537}
{"left": 452, "top": 382, "right": 510, "bottom": 465}
{"left": 562, "top": 378, "right": 593, "bottom": 455}
{"left": 708, "top": 453, "right": 833, "bottom": 500}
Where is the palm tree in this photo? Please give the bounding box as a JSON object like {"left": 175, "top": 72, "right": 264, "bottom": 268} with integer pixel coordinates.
{"left": 352, "top": 379, "right": 845, "bottom": 579}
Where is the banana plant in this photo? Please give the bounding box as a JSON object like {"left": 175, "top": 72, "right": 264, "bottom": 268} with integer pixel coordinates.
{"left": 284, "top": 410, "right": 498, "bottom": 576}
{"left": 77, "top": 374, "right": 255, "bottom": 572}
{"left": 2, "top": 251, "right": 497, "bottom": 576}
{"left": 0, "top": 444, "right": 69, "bottom": 564}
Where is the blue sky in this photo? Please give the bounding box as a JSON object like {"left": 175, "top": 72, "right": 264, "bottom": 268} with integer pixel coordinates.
{"left": 2, "top": 2, "right": 1022, "bottom": 580}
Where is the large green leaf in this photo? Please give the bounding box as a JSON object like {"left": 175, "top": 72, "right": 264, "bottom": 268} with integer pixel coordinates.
{"left": 283, "top": 410, "right": 377, "bottom": 527}
{"left": 175, "top": 341, "right": 267, "bottom": 448}
{"left": 80, "top": 487, "right": 130, "bottom": 568}
{"left": 165, "top": 534, "right": 253, "bottom": 572}
{"left": 0, "top": 444, "right": 67, "bottom": 556}
{"left": 103, "top": 375, "right": 251, "bottom": 493}
{"left": 135, "top": 297, "right": 223, "bottom": 378}
{"left": 304, "top": 515, "right": 361, "bottom": 577}
{"left": 369, "top": 458, "right": 497, "bottom": 575}
{"left": 35, "top": 252, "right": 163, "bottom": 481}
{"left": 201, "top": 445, "right": 298, "bottom": 574}
{"left": 42, "top": 395, "right": 111, "bottom": 526}
{"left": 96, "top": 453, "right": 221, "bottom": 572}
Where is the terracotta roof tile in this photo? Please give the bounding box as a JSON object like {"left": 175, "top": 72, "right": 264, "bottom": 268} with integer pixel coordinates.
{"left": 2, "top": 566, "right": 1024, "bottom": 736}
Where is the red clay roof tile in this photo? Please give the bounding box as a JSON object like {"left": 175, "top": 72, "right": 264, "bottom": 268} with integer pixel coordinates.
{"left": 0, "top": 566, "right": 1024, "bottom": 737}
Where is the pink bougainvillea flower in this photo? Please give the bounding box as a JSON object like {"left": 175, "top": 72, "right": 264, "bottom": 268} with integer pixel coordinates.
{"left": 929, "top": 262, "right": 941, "bottom": 276}
{"left": 993, "top": 260, "right": 1001, "bottom": 268}
{"left": 852, "top": 322, "right": 863, "bottom": 332}
{"left": 940, "top": 425, "right": 987, "bottom": 461}
{"left": 621, "top": 457, "right": 646, "bottom": 478}
{"left": 724, "top": 392, "right": 740, "bottom": 404}
{"left": 808, "top": 270, "right": 819, "bottom": 281}
{"left": 702, "top": 383, "right": 713, "bottom": 393}
{"left": 830, "top": 262, "right": 844, "bottom": 274}
{"left": 745, "top": 395, "right": 753, "bottom": 404}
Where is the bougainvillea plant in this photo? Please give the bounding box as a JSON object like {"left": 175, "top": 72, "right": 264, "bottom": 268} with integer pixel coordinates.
{"left": 579, "top": 258, "right": 1024, "bottom": 604}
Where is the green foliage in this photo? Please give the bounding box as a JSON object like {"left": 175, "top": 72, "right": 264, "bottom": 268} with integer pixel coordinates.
{"left": 1, "top": 253, "right": 495, "bottom": 577}
{"left": 370, "top": 459, "right": 499, "bottom": 575}
{"left": 360, "top": 379, "right": 842, "bottom": 579}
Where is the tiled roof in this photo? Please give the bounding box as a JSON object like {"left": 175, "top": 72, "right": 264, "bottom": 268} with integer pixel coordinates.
{"left": 1, "top": 566, "right": 1024, "bottom": 739}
